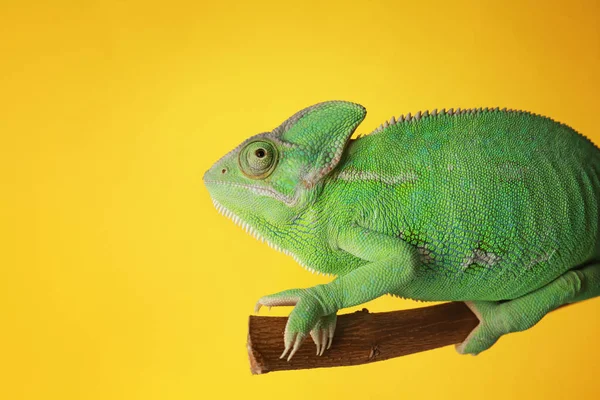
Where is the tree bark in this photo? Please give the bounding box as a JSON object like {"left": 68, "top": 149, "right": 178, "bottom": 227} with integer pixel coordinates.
{"left": 247, "top": 302, "right": 479, "bottom": 374}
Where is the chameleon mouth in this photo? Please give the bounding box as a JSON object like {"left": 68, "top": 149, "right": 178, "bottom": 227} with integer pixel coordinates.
{"left": 204, "top": 179, "right": 298, "bottom": 206}
{"left": 210, "top": 198, "right": 331, "bottom": 276}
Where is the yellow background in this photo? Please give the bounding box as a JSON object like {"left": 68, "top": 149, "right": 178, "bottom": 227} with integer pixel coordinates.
{"left": 3, "top": 0, "right": 600, "bottom": 399}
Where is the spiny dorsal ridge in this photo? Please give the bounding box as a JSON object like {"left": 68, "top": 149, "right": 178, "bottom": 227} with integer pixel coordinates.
{"left": 363, "top": 105, "right": 586, "bottom": 147}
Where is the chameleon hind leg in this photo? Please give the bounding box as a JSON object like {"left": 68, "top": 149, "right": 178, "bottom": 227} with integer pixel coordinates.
{"left": 456, "top": 262, "right": 600, "bottom": 355}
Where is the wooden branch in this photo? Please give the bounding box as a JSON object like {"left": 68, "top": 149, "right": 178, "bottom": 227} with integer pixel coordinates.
{"left": 247, "top": 302, "right": 479, "bottom": 374}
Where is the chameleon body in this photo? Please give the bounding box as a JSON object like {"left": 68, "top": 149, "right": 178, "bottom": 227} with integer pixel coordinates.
{"left": 203, "top": 101, "right": 600, "bottom": 360}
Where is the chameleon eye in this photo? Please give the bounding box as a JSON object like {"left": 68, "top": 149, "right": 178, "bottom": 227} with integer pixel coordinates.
{"left": 239, "top": 140, "right": 278, "bottom": 179}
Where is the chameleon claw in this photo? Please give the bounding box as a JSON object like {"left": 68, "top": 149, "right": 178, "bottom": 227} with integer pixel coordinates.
{"left": 319, "top": 329, "right": 327, "bottom": 356}
{"left": 280, "top": 348, "right": 290, "bottom": 359}
{"left": 327, "top": 322, "right": 335, "bottom": 349}
{"left": 310, "top": 327, "right": 323, "bottom": 355}
{"left": 281, "top": 328, "right": 302, "bottom": 360}
{"left": 280, "top": 334, "right": 293, "bottom": 359}
{"left": 254, "top": 302, "right": 272, "bottom": 313}
{"left": 287, "top": 333, "right": 306, "bottom": 361}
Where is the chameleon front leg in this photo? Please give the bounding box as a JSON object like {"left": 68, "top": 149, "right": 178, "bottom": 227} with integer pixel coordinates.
{"left": 457, "top": 262, "right": 600, "bottom": 355}
{"left": 255, "top": 224, "right": 420, "bottom": 360}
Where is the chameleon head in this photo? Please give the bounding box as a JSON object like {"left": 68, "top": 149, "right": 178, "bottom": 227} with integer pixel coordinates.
{"left": 203, "top": 100, "right": 366, "bottom": 230}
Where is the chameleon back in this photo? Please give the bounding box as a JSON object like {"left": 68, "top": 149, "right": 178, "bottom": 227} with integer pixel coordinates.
{"left": 326, "top": 109, "right": 600, "bottom": 301}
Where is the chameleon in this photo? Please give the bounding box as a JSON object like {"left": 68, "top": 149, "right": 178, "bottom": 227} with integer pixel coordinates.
{"left": 203, "top": 100, "right": 600, "bottom": 361}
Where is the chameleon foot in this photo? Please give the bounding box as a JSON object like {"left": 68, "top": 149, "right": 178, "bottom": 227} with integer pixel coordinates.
{"left": 255, "top": 288, "right": 335, "bottom": 360}
{"left": 456, "top": 301, "right": 504, "bottom": 355}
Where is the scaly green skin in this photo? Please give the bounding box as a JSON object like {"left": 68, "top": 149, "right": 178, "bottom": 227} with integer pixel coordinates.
{"left": 203, "top": 101, "right": 600, "bottom": 360}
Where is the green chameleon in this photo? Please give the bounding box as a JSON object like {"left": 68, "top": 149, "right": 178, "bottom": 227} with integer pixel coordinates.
{"left": 203, "top": 101, "right": 600, "bottom": 361}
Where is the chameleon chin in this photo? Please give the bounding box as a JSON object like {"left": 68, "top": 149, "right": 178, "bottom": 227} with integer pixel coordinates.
{"left": 204, "top": 101, "right": 600, "bottom": 361}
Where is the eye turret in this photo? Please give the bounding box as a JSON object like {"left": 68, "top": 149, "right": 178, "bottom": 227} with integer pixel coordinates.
{"left": 239, "top": 140, "right": 278, "bottom": 179}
